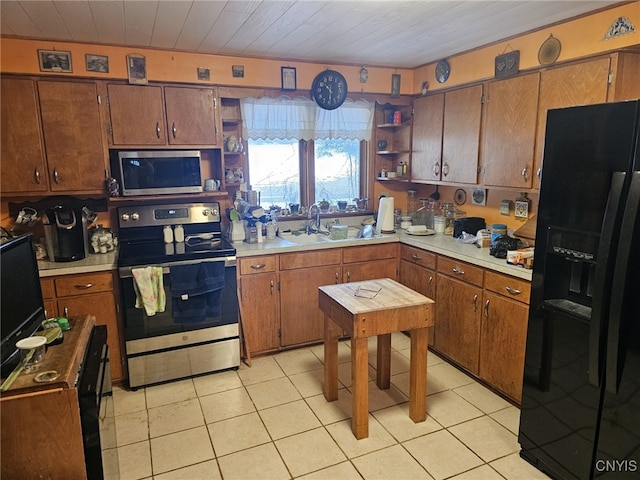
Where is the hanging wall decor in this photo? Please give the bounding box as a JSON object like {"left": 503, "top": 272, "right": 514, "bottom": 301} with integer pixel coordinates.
{"left": 538, "top": 35, "right": 561, "bottom": 66}
{"left": 390, "top": 74, "right": 401, "bottom": 97}
{"left": 127, "top": 54, "right": 147, "bottom": 85}
{"left": 495, "top": 49, "right": 520, "bottom": 77}
{"left": 85, "top": 54, "right": 108, "bottom": 73}
{"left": 38, "top": 50, "right": 72, "bottom": 73}
{"left": 232, "top": 65, "right": 244, "bottom": 78}
{"left": 281, "top": 66, "right": 296, "bottom": 90}
{"left": 197, "top": 67, "right": 210, "bottom": 81}
{"left": 604, "top": 16, "right": 636, "bottom": 39}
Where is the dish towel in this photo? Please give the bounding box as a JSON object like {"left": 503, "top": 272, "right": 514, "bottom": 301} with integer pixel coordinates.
{"left": 170, "top": 262, "right": 225, "bottom": 323}
{"left": 132, "top": 266, "right": 166, "bottom": 316}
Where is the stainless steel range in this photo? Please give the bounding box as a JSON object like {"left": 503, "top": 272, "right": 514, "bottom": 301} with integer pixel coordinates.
{"left": 117, "top": 202, "right": 239, "bottom": 388}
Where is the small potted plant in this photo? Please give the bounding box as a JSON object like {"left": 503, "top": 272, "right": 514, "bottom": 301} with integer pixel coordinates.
{"left": 319, "top": 198, "right": 330, "bottom": 212}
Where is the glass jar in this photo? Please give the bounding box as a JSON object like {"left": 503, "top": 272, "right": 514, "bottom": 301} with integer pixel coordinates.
{"left": 407, "top": 189, "right": 418, "bottom": 221}
{"left": 441, "top": 202, "right": 455, "bottom": 235}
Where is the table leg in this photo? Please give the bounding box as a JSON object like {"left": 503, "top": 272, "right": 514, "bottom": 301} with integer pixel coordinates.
{"left": 409, "top": 327, "right": 428, "bottom": 423}
{"left": 323, "top": 314, "right": 341, "bottom": 402}
{"left": 376, "top": 333, "right": 391, "bottom": 389}
{"left": 352, "top": 336, "right": 369, "bottom": 439}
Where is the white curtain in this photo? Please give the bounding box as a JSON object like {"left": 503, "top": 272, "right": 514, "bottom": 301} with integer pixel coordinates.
{"left": 241, "top": 96, "right": 374, "bottom": 141}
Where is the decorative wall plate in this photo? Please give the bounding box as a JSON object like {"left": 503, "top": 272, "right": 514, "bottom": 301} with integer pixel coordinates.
{"left": 435, "top": 59, "right": 450, "bottom": 83}
{"left": 454, "top": 188, "right": 467, "bottom": 205}
{"left": 538, "top": 34, "right": 561, "bottom": 66}
{"left": 471, "top": 188, "right": 486, "bottom": 206}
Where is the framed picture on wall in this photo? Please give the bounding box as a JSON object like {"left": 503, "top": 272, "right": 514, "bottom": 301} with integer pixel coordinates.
{"left": 85, "top": 54, "right": 109, "bottom": 73}
{"left": 38, "top": 50, "right": 72, "bottom": 73}
{"left": 127, "top": 54, "right": 147, "bottom": 85}
{"left": 391, "top": 74, "right": 401, "bottom": 97}
{"left": 281, "top": 67, "right": 296, "bottom": 91}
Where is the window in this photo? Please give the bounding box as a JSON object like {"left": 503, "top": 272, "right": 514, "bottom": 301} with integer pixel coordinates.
{"left": 242, "top": 97, "right": 373, "bottom": 210}
{"left": 248, "top": 138, "right": 361, "bottom": 208}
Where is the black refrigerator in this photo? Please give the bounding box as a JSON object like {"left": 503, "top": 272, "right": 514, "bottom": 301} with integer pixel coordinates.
{"left": 519, "top": 100, "right": 640, "bottom": 479}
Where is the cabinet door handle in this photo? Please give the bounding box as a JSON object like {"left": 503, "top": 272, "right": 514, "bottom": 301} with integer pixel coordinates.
{"left": 156, "top": 122, "right": 161, "bottom": 138}
{"left": 346, "top": 271, "right": 351, "bottom": 282}
{"left": 335, "top": 272, "right": 339, "bottom": 283}
{"left": 428, "top": 276, "right": 433, "bottom": 286}
{"left": 505, "top": 286, "right": 522, "bottom": 295}
{"left": 537, "top": 167, "right": 542, "bottom": 179}
{"left": 34, "top": 168, "right": 41, "bottom": 184}
{"left": 433, "top": 163, "right": 441, "bottom": 176}
{"left": 250, "top": 264, "right": 266, "bottom": 270}
{"left": 442, "top": 162, "right": 449, "bottom": 177}
{"left": 411, "top": 254, "right": 421, "bottom": 261}
{"left": 75, "top": 283, "right": 94, "bottom": 290}
{"left": 172, "top": 122, "right": 177, "bottom": 139}
{"left": 472, "top": 294, "right": 478, "bottom": 311}
{"left": 484, "top": 299, "right": 490, "bottom": 317}
{"left": 270, "top": 280, "right": 274, "bottom": 295}
{"left": 63, "top": 306, "right": 69, "bottom": 317}
{"left": 53, "top": 168, "right": 60, "bottom": 184}
{"left": 521, "top": 166, "right": 529, "bottom": 180}
{"left": 452, "top": 267, "right": 465, "bottom": 275}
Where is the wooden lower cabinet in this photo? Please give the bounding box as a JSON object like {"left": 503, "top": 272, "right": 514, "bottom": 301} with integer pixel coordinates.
{"left": 239, "top": 243, "right": 398, "bottom": 355}
{"left": 479, "top": 271, "right": 531, "bottom": 402}
{"left": 399, "top": 245, "right": 437, "bottom": 346}
{"left": 435, "top": 272, "right": 483, "bottom": 375}
{"left": 280, "top": 265, "right": 340, "bottom": 346}
{"left": 40, "top": 271, "right": 123, "bottom": 382}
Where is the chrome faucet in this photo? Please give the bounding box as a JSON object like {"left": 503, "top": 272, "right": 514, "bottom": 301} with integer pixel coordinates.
{"left": 307, "top": 203, "right": 330, "bottom": 235}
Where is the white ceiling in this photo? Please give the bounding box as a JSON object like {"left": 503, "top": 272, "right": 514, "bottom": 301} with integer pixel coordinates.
{"left": 0, "top": 0, "right": 622, "bottom": 68}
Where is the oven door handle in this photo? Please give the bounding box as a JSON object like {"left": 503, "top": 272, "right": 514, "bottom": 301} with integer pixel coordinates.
{"left": 118, "top": 256, "right": 236, "bottom": 278}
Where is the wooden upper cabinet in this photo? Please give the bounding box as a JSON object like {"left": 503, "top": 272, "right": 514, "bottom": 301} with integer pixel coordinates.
{"left": 107, "top": 84, "right": 167, "bottom": 145}
{"left": 38, "top": 80, "right": 107, "bottom": 193}
{"left": 412, "top": 93, "right": 444, "bottom": 182}
{"left": 533, "top": 57, "right": 610, "bottom": 189}
{"left": 0, "top": 78, "right": 48, "bottom": 195}
{"left": 107, "top": 84, "right": 219, "bottom": 147}
{"left": 164, "top": 86, "right": 218, "bottom": 145}
{"left": 442, "top": 85, "right": 482, "bottom": 184}
{"left": 481, "top": 72, "right": 540, "bottom": 189}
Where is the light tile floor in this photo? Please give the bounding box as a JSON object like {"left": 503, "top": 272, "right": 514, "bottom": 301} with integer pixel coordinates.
{"left": 106, "top": 334, "right": 551, "bottom": 480}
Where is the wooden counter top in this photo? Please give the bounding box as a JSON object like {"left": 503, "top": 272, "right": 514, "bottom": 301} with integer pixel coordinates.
{"left": 1, "top": 315, "right": 95, "bottom": 396}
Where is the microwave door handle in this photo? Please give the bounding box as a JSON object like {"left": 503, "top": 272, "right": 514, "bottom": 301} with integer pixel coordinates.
{"left": 589, "top": 171, "right": 626, "bottom": 388}
{"left": 172, "top": 122, "right": 177, "bottom": 139}
{"left": 156, "top": 122, "right": 161, "bottom": 139}
{"left": 606, "top": 171, "right": 640, "bottom": 394}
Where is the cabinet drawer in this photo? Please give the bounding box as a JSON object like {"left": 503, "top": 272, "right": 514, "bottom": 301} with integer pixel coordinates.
{"left": 342, "top": 243, "right": 397, "bottom": 264}
{"left": 40, "top": 278, "right": 55, "bottom": 300}
{"left": 54, "top": 272, "right": 114, "bottom": 297}
{"left": 399, "top": 245, "right": 436, "bottom": 269}
{"left": 437, "top": 256, "right": 484, "bottom": 287}
{"left": 239, "top": 256, "right": 277, "bottom": 275}
{"left": 484, "top": 270, "right": 531, "bottom": 305}
{"left": 280, "top": 248, "right": 341, "bottom": 270}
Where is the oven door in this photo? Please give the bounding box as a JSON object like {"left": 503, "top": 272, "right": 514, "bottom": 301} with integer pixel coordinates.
{"left": 119, "top": 257, "right": 238, "bottom": 341}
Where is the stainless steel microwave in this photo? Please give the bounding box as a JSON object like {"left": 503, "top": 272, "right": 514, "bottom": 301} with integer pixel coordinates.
{"left": 117, "top": 150, "right": 203, "bottom": 196}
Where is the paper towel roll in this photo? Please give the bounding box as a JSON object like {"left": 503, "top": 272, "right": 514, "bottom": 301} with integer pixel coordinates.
{"left": 376, "top": 197, "right": 395, "bottom": 234}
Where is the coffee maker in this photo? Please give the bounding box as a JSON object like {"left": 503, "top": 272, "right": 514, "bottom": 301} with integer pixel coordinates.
{"left": 43, "top": 206, "right": 89, "bottom": 262}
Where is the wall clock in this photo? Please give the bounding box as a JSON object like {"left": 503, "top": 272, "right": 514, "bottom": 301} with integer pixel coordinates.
{"left": 435, "top": 59, "right": 450, "bottom": 83}
{"left": 311, "top": 69, "right": 348, "bottom": 110}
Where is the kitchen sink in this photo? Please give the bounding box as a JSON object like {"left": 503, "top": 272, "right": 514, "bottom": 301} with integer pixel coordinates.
{"left": 283, "top": 233, "right": 333, "bottom": 244}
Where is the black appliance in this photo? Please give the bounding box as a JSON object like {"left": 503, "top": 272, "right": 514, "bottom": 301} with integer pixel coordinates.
{"left": 79, "top": 324, "right": 118, "bottom": 480}
{"left": 43, "top": 205, "right": 89, "bottom": 262}
{"left": 0, "top": 234, "right": 45, "bottom": 376}
{"left": 117, "top": 202, "right": 239, "bottom": 388}
{"left": 519, "top": 101, "right": 640, "bottom": 479}
{"left": 453, "top": 217, "right": 486, "bottom": 238}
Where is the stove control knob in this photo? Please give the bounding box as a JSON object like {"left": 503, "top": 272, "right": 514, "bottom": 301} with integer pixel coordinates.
{"left": 121, "top": 213, "right": 130, "bottom": 222}
{"left": 131, "top": 212, "right": 140, "bottom": 221}
{"left": 202, "top": 209, "right": 210, "bottom": 217}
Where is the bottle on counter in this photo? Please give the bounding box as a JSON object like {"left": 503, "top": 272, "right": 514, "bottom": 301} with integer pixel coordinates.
{"left": 407, "top": 189, "right": 418, "bottom": 221}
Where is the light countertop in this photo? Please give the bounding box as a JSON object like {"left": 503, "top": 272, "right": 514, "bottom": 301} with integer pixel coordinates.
{"left": 36, "top": 232, "right": 532, "bottom": 281}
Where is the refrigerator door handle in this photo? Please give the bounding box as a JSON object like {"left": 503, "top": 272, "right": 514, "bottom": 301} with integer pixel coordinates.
{"left": 588, "top": 171, "right": 627, "bottom": 388}
{"left": 605, "top": 171, "right": 640, "bottom": 394}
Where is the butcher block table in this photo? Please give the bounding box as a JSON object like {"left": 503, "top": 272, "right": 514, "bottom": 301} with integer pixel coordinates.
{"left": 319, "top": 278, "right": 435, "bottom": 439}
